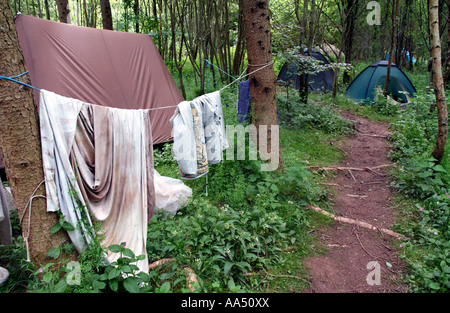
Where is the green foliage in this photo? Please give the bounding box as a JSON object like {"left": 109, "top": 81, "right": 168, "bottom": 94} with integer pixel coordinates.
{"left": 99, "top": 243, "right": 151, "bottom": 293}
{"left": 147, "top": 148, "right": 329, "bottom": 292}
{"left": 386, "top": 87, "right": 450, "bottom": 293}
{"left": 400, "top": 193, "right": 450, "bottom": 293}
{"left": 153, "top": 142, "right": 176, "bottom": 168}
{"left": 392, "top": 157, "right": 448, "bottom": 199}
{"left": 388, "top": 93, "right": 449, "bottom": 199}
{"left": 0, "top": 236, "right": 34, "bottom": 293}
{"left": 369, "top": 94, "right": 400, "bottom": 117}
{"left": 277, "top": 92, "right": 355, "bottom": 136}
{"left": 147, "top": 198, "right": 291, "bottom": 292}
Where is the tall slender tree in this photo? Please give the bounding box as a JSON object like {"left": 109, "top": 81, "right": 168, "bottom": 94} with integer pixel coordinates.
{"left": 342, "top": 0, "right": 358, "bottom": 84}
{"left": 44, "top": 0, "right": 51, "bottom": 19}
{"left": 294, "top": 0, "right": 309, "bottom": 103}
{"left": 100, "top": 0, "right": 113, "bottom": 30}
{"left": 134, "top": 0, "right": 140, "bottom": 33}
{"left": 232, "top": 0, "right": 246, "bottom": 77}
{"left": 383, "top": 0, "right": 400, "bottom": 97}
{"left": 429, "top": 0, "right": 448, "bottom": 163}
{"left": 442, "top": 3, "right": 450, "bottom": 85}
{"left": 56, "top": 0, "right": 70, "bottom": 23}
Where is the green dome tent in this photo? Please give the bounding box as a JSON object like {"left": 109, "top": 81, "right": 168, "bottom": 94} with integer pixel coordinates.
{"left": 345, "top": 61, "right": 416, "bottom": 104}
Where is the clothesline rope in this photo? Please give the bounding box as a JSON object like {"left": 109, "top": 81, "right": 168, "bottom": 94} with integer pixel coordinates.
{"left": 0, "top": 71, "right": 40, "bottom": 91}
{"left": 2, "top": 60, "right": 274, "bottom": 109}
{"left": 147, "top": 105, "right": 178, "bottom": 111}
{"left": 219, "top": 61, "right": 274, "bottom": 92}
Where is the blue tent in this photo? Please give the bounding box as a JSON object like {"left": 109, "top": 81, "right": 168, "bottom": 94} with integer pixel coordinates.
{"left": 276, "top": 49, "right": 335, "bottom": 94}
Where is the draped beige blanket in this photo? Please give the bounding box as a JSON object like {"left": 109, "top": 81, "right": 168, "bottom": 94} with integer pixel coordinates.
{"left": 40, "top": 90, "right": 154, "bottom": 273}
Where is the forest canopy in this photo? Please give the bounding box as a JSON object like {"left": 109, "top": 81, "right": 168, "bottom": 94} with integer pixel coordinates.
{"left": 9, "top": 0, "right": 447, "bottom": 91}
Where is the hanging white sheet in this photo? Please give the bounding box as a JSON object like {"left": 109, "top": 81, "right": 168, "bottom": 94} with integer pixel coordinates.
{"left": 39, "top": 89, "right": 154, "bottom": 273}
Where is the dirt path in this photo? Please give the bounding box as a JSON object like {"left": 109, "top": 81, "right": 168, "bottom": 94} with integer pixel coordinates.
{"left": 304, "top": 111, "right": 408, "bottom": 293}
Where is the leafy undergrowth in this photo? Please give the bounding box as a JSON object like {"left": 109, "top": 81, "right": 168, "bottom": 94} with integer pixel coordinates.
{"left": 1, "top": 87, "right": 352, "bottom": 293}
{"left": 147, "top": 92, "right": 350, "bottom": 292}
{"left": 387, "top": 92, "right": 450, "bottom": 293}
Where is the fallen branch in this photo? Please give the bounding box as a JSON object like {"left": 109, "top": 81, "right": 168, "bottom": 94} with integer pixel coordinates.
{"left": 346, "top": 194, "right": 368, "bottom": 199}
{"left": 148, "top": 259, "right": 199, "bottom": 292}
{"left": 348, "top": 169, "right": 357, "bottom": 182}
{"left": 359, "top": 133, "right": 388, "bottom": 139}
{"left": 306, "top": 204, "right": 400, "bottom": 239}
{"left": 261, "top": 267, "right": 311, "bottom": 285}
{"left": 319, "top": 182, "right": 340, "bottom": 186}
{"left": 148, "top": 258, "right": 174, "bottom": 270}
{"left": 355, "top": 232, "right": 377, "bottom": 260}
{"left": 308, "top": 164, "right": 391, "bottom": 172}
{"left": 327, "top": 244, "right": 349, "bottom": 248}
{"left": 184, "top": 267, "right": 199, "bottom": 292}
{"left": 364, "top": 181, "right": 386, "bottom": 185}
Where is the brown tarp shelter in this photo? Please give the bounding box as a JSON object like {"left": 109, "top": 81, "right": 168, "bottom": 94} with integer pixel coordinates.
{"left": 14, "top": 14, "right": 183, "bottom": 145}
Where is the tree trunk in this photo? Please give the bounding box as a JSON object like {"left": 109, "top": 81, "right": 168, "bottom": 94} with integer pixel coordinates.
{"left": 243, "top": 0, "right": 281, "bottom": 171}
{"left": 232, "top": 0, "right": 246, "bottom": 77}
{"left": 443, "top": 6, "right": 450, "bottom": 85}
{"left": 44, "top": 0, "right": 51, "bottom": 20}
{"left": 57, "top": 0, "right": 70, "bottom": 23}
{"left": 383, "top": 0, "right": 400, "bottom": 97}
{"left": 170, "top": 0, "right": 186, "bottom": 98}
{"left": 303, "top": 0, "right": 316, "bottom": 103}
{"left": 100, "top": 0, "right": 113, "bottom": 30}
{"left": 429, "top": 0, "right": 449, "bottom": 163}
{"left": 0, "top": 0, "right": 69, "bottom": 267}
{"left": 342, "top": 0, "right": 358, "bottom": 84}
{"left": 134, "top": 0, "right": 140, "bottom": 33}
{"left": 298, "top": 0, "right": 309, "bottom": 103}
{"left": 37, "top": 0, "right": 43, "bottom": 18}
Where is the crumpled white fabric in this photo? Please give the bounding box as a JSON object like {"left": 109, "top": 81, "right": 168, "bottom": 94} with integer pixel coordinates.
{"left": 39, "top": 89, "right": 154, "bottom": 273}
{"left": 153, "top": 170, "right": 192, "bottom": 214}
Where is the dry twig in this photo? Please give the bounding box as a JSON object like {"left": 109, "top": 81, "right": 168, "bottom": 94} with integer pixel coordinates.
{"left": 306, "top": 204, "right": 400, "bottom": 238}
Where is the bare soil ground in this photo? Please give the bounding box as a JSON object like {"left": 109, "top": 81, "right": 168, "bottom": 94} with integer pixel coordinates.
{"left": 304, "top": 111, "right": 409, "bottom": 293}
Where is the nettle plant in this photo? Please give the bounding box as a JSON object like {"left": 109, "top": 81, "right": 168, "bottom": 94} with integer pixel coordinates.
{"left": 31, "top": 239, "right": 156, "bottom": 293}
{"left": 403, "top": 192, "right": 450, "bottom": 293}
{"left": 147, "top": 196, "right": 294, "bottom": 292}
